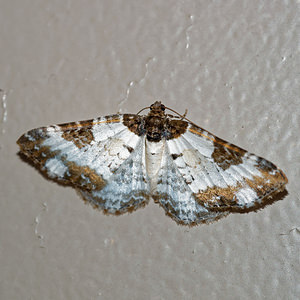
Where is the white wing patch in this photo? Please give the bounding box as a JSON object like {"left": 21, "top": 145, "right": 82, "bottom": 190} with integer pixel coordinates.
{"left": 167, "top": 135, "right": 228, "bottom": 192}
{"left": 44, "top": 157, "right": 68, "bottom": 178}
{"left": 235, "top": 187, "right": 258, "bottom": 206}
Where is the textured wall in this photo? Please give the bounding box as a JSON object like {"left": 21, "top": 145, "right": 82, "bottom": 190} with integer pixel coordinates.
{"left": 0, "top": 1, "right": 299, "bottom": 299}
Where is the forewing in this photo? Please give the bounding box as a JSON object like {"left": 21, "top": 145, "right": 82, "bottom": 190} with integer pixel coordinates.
{"left": 152, "top": 143, "right": 227, "bottom": 225}
{"left": 17, "top": 114, "right": 150, "bottom": 204}
{"left": 167, "top": 123, "right": 288, "bottom": 212}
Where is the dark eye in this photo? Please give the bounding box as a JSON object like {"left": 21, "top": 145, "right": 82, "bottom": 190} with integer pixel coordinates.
{"left": 161, "top": 105, "right": 165, "bottom": 111}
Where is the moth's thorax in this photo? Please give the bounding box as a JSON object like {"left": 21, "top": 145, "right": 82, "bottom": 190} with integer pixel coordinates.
{"left": 144, "top": 101, "right": 167, "bottom": 142}
{"left": 145, "top": 115, "right": 167, "bottom": 142}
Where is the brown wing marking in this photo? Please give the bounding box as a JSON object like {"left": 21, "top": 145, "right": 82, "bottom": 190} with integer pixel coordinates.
{"left": 17, "top": 128, "right": 106, "bottom": 190}
{"left": 194, "top": 173, "right": 287, "bottom": 212}
{"left": 189, "top": 125, "right": 247, "bottom": 170}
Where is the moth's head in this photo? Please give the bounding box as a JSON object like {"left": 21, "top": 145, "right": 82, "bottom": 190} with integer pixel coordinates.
{"left": 149, "top": 101, "right": 165, "bottom": 115}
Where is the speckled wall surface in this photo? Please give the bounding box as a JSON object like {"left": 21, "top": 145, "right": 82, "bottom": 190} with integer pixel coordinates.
{"left": 0, "top": 1, "right": 299, "bottom": 299}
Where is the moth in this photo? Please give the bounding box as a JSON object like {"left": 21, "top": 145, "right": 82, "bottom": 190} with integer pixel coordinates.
{"left": 17, "top": 101, "right": 288, "bottom": 225}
